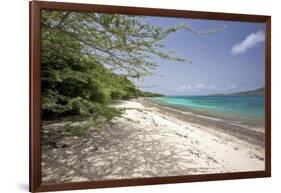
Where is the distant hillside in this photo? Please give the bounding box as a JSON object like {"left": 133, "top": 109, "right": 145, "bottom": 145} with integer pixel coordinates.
{"left": 213, "top": 87, "right": 265, "bottom": 96}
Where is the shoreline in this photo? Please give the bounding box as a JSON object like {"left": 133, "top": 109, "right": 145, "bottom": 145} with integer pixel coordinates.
{"left": 147, "top": 96, "right": 265, "bottom": 129}
{"left": 42, "top": 98, "right": 265, "bottom": 183}
{"left": 141, "top": 97, "right": 264, "bottom": 147}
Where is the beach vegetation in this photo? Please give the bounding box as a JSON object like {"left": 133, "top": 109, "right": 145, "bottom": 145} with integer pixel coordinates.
{"left": 41, "top": 10, "right": 184, "bottom": 132}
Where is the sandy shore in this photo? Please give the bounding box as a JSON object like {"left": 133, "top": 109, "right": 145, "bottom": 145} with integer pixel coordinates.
{"left": 141, "top": 98, "right": 265, "bottom": 146}
{"left": 41, "top": 98, "right": 265, "bottom": 183}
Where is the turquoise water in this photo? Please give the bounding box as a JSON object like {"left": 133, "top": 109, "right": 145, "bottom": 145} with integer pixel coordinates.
{"left": 149, "top": 96, "right": 265, "bottom": 128}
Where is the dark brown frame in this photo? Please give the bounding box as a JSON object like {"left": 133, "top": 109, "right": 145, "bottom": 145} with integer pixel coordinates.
{"left": 30, "top": 1, "right": 271, "bottom": 192}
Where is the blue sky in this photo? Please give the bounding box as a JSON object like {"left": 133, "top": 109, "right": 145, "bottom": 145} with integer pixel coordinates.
{"left": 135, "top": 16, "right": 265, "bottom": 96}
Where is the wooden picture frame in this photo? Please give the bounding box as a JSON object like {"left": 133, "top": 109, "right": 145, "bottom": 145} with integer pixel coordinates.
{"left": 30, "top": 1, "right": 271, "bottom": 192}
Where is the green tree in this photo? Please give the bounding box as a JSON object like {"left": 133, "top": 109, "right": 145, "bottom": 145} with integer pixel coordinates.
{"left": 41, "top": 10, "right": 190, "bottom": 127}
{"left": 41, "top": 11, "right": 188, "bottom": 77}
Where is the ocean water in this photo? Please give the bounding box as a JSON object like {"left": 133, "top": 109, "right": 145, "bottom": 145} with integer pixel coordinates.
{"left": 149, "top": 96, "right": 265, "bottom": 129}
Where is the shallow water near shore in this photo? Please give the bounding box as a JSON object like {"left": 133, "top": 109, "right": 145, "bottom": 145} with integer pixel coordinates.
{"left": 149, "top": 96, "right": 265, "bottom": 130}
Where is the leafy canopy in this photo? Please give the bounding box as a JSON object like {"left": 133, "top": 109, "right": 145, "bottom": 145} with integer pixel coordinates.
{"left": 41, "top": 10, "right": 188, "bottom": 127}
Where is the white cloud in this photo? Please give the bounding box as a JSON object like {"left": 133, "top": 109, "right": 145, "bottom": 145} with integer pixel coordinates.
{"left": 208, "top": 85, "right": 218, "bottom": 91}
{"left": 231, "top": 30, "right": 265, "bottom": 55}
{"left": 175, "top": 83, "right": 240, "bottom": 94}
{"left": 228, "top": 83, "right": 237, "bottom": 89}
{"left": 187, "top": 85, "right": 192, "bottom": 90}
{"left": 196, "top": 83, "right": 205, "bottom": 89}
{"left": 176, "top": 83, "right": 220, "bottom": 92}
{"left": 180, "top": 85, "right": 186, "bottom": 91}
{"left": 176, "top": 84, "right": 192, "bottom": 92}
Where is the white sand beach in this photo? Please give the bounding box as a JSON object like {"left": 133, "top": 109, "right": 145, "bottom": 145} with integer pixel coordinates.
{"left": 111, "top": 99, "right": 265, "bottom": 173}
{"left": 42, "top": 99, "right": 265, "bottom": 183}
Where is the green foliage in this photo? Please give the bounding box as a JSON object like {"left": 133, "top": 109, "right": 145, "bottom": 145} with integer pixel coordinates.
{"left": 139, "top": 92, "right": 164, "bottom": 97}
{"left": 41, "top": 10, "right": 187, "bottom": 78}
{"left": 41, "top": 10, "right": 185, "bottom": 130}
{"left": 41, "top": 52, "right": 127, "bottom": 121}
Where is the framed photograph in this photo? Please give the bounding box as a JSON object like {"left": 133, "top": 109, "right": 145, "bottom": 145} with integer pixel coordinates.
{"left": 30, "top": 1, "right": 271, "bottom": 192}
